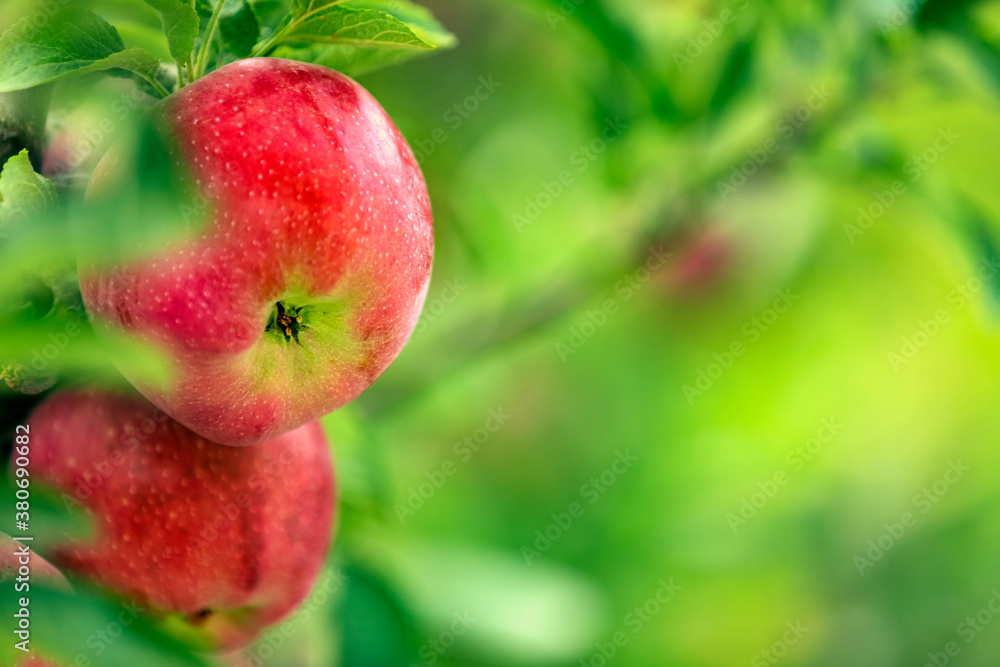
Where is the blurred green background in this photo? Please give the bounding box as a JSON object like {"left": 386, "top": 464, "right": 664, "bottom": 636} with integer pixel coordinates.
{"left": 7, "top": 0, "right": 1000, "bottom": 665}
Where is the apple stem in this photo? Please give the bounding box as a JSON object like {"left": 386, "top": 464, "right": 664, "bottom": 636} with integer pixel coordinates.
{"left": 193, "top": 0, "right": 227, "bottom": 81}
{"left": 267, "top": 301, "right": 308, "bottom": 344}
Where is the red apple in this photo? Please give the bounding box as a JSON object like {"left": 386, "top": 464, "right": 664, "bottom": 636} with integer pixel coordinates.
{"left": 82, "top": 57, "right": 434, "bottom": 446}
{"left": 1, "top": 531, "right": 70, "bottom": 589}
{"left": 25, "top": 389, "right": 335, "bottom": 650}
{"left": 13, "top": 656, "right": 63, "bottom": 667}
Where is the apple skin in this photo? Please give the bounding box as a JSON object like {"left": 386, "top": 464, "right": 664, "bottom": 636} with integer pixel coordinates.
{"left": 25, "top": 389, "right": 335, "bottom": 650}
{"left": 81, "top": 57, "right": 433, "bottom": 446}
{"left": 1, "top": 531, "right": 70, "bottom": 589}
{"left": 14, "top": 657, "right": 62, "bottom": 667}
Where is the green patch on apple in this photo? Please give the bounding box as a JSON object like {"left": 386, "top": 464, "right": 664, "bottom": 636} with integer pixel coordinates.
{"left": 249, "top": 295, "right": 364, "bottom": 393}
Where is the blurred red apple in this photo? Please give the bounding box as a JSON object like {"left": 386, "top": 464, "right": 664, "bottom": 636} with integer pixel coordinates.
{"left": 651, "top": 224, "right": 733, "bottom": 296}
{"left": 1, "top": 531, "right": 69, "bottom": 588}
{"left": 82, "top": 57, "right": 434, "bottom": 446}
{"left": 16, "top": 657, "right": 61, "bottom": 667}
{"left": 26, "top": 389, "right": 335, "bottom": 650}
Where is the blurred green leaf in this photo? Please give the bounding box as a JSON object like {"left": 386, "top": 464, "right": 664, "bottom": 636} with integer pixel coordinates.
{"left": 0, "top": 151, "right": 64, "bottom": 395}
{"left": 0, "top": 149, "right": 57, "bottom": 236}
{"left": 0, "top": 308, "right": 169, "bottom": 390}
{"left": 113, "top": 20, "right": 175, "bottom": 62}
{"left": 250, "top": 0, "right": 289, "bottom": 30}
{"left": 68, "top": 112, "right": 206, "bottom": 266}
{"left": 28, "top": 585, "right": 211, "bottom": 667}
{"left": 142, "top": 0, "right": 200, "bottom": 64}
{"left": 197, "top": 0, "right": 262, "bottom": 60}
{"left": 323, "top": 406, "right": 394, "bottom": 523}
{"left": 0, "top": 9, "right": 164, "bottom": 95}
{"left": 339, "top": 563, "right": 420, "bottom": 667}
{"left": 918, "top": 0, "right": 985, "bottom": 28}
{"left": 947, "top": 21, "right": 1000, "bottom": 95}
{"left": 370, "top": 540, "right": 609, "bottom": 665}
{"left": 0, "top": 478, "right": 93, "bottom": 552}
{"left": 708, "top": 36, "right": 755, "bottom": 118}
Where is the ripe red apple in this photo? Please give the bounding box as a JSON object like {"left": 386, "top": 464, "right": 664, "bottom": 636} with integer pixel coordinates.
{"left": 25, "top": 389, "right": 335, "bottom": 650}
{"left": 81, "top": 57, "right": 434, "bottom": 446}
{"left": 12, "top": 655, "right": 63, "bottom": 667}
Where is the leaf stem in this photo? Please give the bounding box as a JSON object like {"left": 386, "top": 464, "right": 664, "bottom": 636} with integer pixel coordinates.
{"left": 249, "top": 1, "right": 349, "bottom": 57}
{"left": 194, "top": 0, "right": 227, "bottom": 80}
{"left": 141, "top": 74, "right": 171, "bottom": 99}
{"left": 188, "top": 54, "right": 197, "bottom": 86}
{"left": 249, "top": 34, "right": 279, "bottom": 58}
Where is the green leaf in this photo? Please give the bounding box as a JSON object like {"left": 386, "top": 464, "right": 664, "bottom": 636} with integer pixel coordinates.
{"left": 345, "top": 0, "right": 456, "bottom": 49}
{"left": 290, "top": 0, "right": 335, "bottom": 18}
{"left": 918, "top": 0, "right": 985, "bottom": 28}
{"left": 273, "top": 41, "right": 425, "bottom": 76}
{"left": 268, "top": 2, "right": 454, "bottom": 75}
{"left": 142, "top": 0, "right": 200, "bottom": 64}
{"left": 24, "top": 585, "right": 212, "bottom": 667}
{"left": 708, "top": 35, "right": 755, "bottom": 118}
{"left": 279, "top": 5, "right": 435, "bottom": 50}
{"left": 218, "top": 0, "right": 262, "bottom": 57}
{"left": 197, "top": 0, "right": 262, "bottom": 59}
{"left": 339, "top": 564, "right": 420, "bottom": 666}
{"left": 0, "top": 150, "right": 57, "bottom": 234}
{"left": 251, "top": 0, "right": 290, "bottom": 30}
{"left": 0, "top": 8, "right": 163, "bottom": 94}
{"left": 0, "top": 478, "right": 93, "bottom": 550}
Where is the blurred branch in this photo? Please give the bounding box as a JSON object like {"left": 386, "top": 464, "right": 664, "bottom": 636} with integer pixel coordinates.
{"left": 365, "top": 11, "right": 894, "bottom": 420}
{"left": 362, "top": 250, "right": 653, "bottom": 418}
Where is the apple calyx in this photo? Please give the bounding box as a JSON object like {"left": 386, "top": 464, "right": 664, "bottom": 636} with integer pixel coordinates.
{"left": 266, "top": 301, "right": 307, "bottom": 345}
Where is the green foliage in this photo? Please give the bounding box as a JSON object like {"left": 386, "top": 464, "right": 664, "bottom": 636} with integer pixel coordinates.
{"left": 270, "top": 0, "right": 456, "bottom": 75}
{"left": 28, "top": 585, "right": 212, "bottom": 667}
{"left": 339, "top": 564, "right": 420, "bottom": 667}
{"left": 0, "top": 477, "right": 92, "bottom": 550}
{"left": 918, "top": 0, "right": 986, "bottom": 28}
{"left": 0, "top": 8, "right": 164, "bottom": 96}
{"left": 349, "top": 0, "right": 456, "bottom": 48}
{"left": 142, "top": 0, "right": 200, "bottom": 64}
{"left": 196, "top": 0, "right": 261, "bottom": 60}
{"left": 4, "top": 0, "right": 1000, "bottom": 666}
{"left": 0, "top": 149, "right": 56, "bottom": 234}
{"left": 282, "top": 6, "right": 431, "bottom": 48}
{"left": 0, "top": 0, "right": 455, "bottom": 100}
{"left": 0, "top": 128, "right": 173, "bottom": 394}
